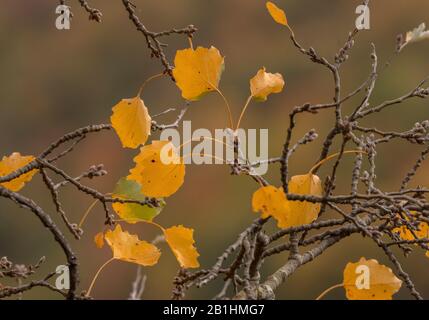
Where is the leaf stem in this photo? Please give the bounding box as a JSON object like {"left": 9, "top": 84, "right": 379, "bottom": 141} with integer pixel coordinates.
{"left": 235, "top": 95, "right": 253, "bottom": 131}
{"left": 79, "top": 199, "right": 99, "bottom": 228}
{"left": 286, "top": 25, "right": 295, "bottom": 36}
{"left": 315, "top": 283, "right": 343, "bottom": 300}
{"left": 212, "top": 86, "right": 235, "bottom": 129}
{"left": 86, "top": 257, "right": 115, "bottom": 297}
{"left": 79, "top": 193, "right": 113, "bottom": 229}
{"left": 137, "top": 73, "right": 165, "bottom": 97}
{"left": 309, "top": 150, "right": 367, "bottom": 174}
{"left": 188, "top": 36, "right": 194, "bottom": 50}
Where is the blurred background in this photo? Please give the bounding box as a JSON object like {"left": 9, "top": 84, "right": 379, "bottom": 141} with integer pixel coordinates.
{"left": 1, "top": 0, "right": 429, "bottom": 300}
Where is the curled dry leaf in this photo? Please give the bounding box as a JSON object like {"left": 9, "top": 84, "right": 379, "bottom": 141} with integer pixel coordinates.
{"left": 110, "top": 97, "right": 152, "bottom": 149}
{"left": 266, "top": 1, "right": 288, "bottom": 26}
{"left": 128, "top": 140, "right": 185, "bottom": 198}
{"left": 250, "top": 67, "right": 285, "bottom": 101}
{"left": 164, "top": 225, "right": 200, "bottom": 269}
{"left": 0, "top": 152, "right": 38, "bottom": 192}
{"left": 173, "top": 46, "right": 225, "bottom": 101}
{"left": 252, "top": 185, "right": 289, "bottom": 228}
{"left": 112, "top": 177, "right": 165, "bottom": 223}
{"left": 343, "top": 257, "right": 402, "bottom": 300}
{"left": 398, "top": 23, "right": 429, "bottom": 52}
{"left": 104, "top": 225, "right": 161, "bottom": 267}
{"left": 287, "top": 174, "right": 322, "bottom": 226}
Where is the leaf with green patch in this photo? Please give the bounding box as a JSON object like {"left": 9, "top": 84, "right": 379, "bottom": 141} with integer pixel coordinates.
{"left": 112, "top": 177, "right": 165, "bottom": 223}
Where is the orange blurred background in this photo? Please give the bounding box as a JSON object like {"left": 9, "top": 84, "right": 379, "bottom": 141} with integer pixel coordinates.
{"left": 1, "top": 0, "right": 429, "bottom": 299}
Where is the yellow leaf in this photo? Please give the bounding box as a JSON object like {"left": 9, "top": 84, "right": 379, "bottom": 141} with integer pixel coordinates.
{"left": 287, "top": 174, "right": 322, "bottom": 226}
{"left": 104, "top": 225, "right": 160, "bottom": 266}
{"left": 110, "top": 97, "right": 152, "bottom": 149}
{"left": 252, "top": 185, "right": 289, "bottom": 228}
{"left": 250, "top": 67, "right": 285, "bottom": 101}
{"left": 343, "top": 257, "right": 402, "bottom": 300}
{"left": 393, "top": 211, "right": 429, "bottom": 242}
{"left": 128, "top": 140, "right": 185, "bottom": 198}
{"left": 173, "top": 46, "right": 225, "bottom": 101}
{"left": 266, "top": 1, "right": 288, "bottom": 26}
{"left": 0, "top": 152, "right": 38, "bottom": 192}
{"left": 94, "top": 232, "right": 105, "bottom": 249}
{"left": 164, "top": 225, "right": 200, "bottom": 269}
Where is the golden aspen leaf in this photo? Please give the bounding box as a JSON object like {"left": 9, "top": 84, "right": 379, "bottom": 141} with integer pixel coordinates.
{"left": 0, "top": 152, "right": 38, "bottom": 192}
{"left": 112, "top": 178, "right": 165, "bottom": 224}
{"left": 426, "top": 251, "right": 429, "bottom": 258}
{"left": 266, "top": 1, "right": 288, "bottom": 26}
{"left": 104, "top": 225, "right": 160, "bottom": 267}
{"left": 252, "top": 181, "right": 321, "bottom": 229}
{"left": 127, "top": 140, "right": 185, "bottom": 198}
{"left": 286, "top": 174, "right": 322, "bottom": 226}
{"left": 110, "top": 97, "right": 152, "bottom": 149}
{"left": 250, "top": 67, "right": 285, "bottom": 101}
{"left": 173, "top": 46, "right": 225, "bottom": 101}
{"left": 164, "top": 225, "right": 200, "bottom": 269}
{"left": 252, "top": 185, "right": 290, "bottom": 228}
{"left": 94, "top": 232, "right": 105, "bottom": 249}
{"left": 393, "top": 211, "right": 429, "bottom": 242}
{"left": 343, "top": 257, "right": 402, "bottom": 300}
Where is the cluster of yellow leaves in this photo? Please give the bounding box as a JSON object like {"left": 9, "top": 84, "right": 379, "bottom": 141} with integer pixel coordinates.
{"left": 94, "top": 170, "right": 198, "bottom": 269}
{"left": 173, "top": 42, "right": 285, "bottom": 132}
{"left": 343, "top": 258, "right": 402, "bottom": 300}
{"left": 252, "top": 174, "right": 322, "bottom": 229}
{"left": 266, "top": 4, "right": 414, "bottom": 300}
{"left": 97, "top": 224, "right": 199, "bottom": 269}
{"left": 95, "top": 153, "right": 196, "bottom": 269}
{"left": 0, "top": 152, "right": 38, "bottom": 192}
{"left": 103, "top": 42, "right": 228, "bottom": 275}
{"left": 105, "top": 76, "right": 196, "bottom": 271}
{"left": 4, "top": 1, "right": 425, "bottom": 300}
{"left": 107, "top": 25, "right": 287, "bottom": 273}
{"left": 110, "top": 91, "right": 186, "bottom": 199}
